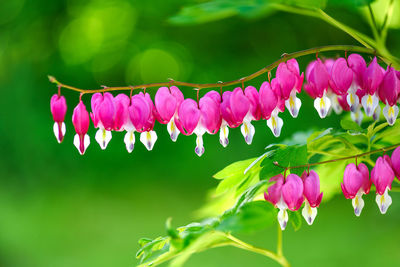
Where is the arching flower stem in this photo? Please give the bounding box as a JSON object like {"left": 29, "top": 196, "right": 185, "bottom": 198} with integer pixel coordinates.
{"left": 48, "top": 45, "right": 394, "bottom": 95}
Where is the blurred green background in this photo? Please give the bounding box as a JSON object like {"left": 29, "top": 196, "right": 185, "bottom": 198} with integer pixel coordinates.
{"left": 0, "top": 0, "right": 400, "bottom": 266}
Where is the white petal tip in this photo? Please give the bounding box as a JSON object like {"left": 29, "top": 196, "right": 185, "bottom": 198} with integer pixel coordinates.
{"left": 95, "top": 129, "right": 112, "bottom": 150}
{"left": 140, "top": 131, "right": 157, "bottom": 151}
{"left": 53, "top": 122, "right": 66, "bottom": 143}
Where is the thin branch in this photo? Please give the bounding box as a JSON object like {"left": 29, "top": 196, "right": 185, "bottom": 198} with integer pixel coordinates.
{"left": 381, "top": 0, "right": 395, "bottom": 43}
{"left": 274, "top": 143, "right": 400, "bottom": 170}
{"left": 48, "top": 45, "right": 378, "bottom": 94}
{"left": 367, "top": 4, "right": 380, "bottom": 41}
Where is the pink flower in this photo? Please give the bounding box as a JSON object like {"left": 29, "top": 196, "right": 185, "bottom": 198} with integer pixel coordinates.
{"left": 155, "top": 86, "right": 184, "bottom": 141}
{"left": 259, "top": 81, "right": 284, "bottom": 137}
{"left": 241, "top": 86, "right": 261, "bottom": 144}
{"left": 341, "top": 163, "right": 371, "bottom": 216}
{"left": 114, "top": 94, "right": 136, "bottom": 153}
{"left": 135, "top": 92, "right": 157, "bottom": 151}
{"left": 264, "top": 174, "right": 304, "bottom": 230}
{"left": 346, "top": 54, "right": 366, "bottom": 112}
{"left": 90, "top": 93, "right": 115, "bottom": 149}
{"left": 50, "top": 94, "right": 67, "bottom": 143}
{"left": 391, "top": 147, "right": 400, "bottom": 179}
{"left": 371, "top": 155, "right": 395, "bottom": 214}
{"left": 361, "top": 57, "right": 384, "bottom": 116}
{"left": 72, "top": 100, "right": 90, "bottom": 155}
{"left": 304, "top": 59, "right": 331, "bottom": 118}
{"left": 176, "top": 96, "right": 220, "bottom": 156}
{"left": 378, "top": 67, "right": 399, "bottom": 125}
{"left": 276, "top": 59, "right": 304, "bottom": 118}
{"left": 301, "top": 170, "right": 323, "bottom": 225}
{"left": 330, "top": 57, "right": 354, "bottom": 96}
{"left": 219, "top": 88, "right": 250, "bottom": 146}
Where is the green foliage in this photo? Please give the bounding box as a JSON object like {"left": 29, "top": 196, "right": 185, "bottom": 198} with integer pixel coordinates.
{"left": 169, "top": 0, "right": 375, "bottom": 25}
{"left": 137, "top": 119, "right": 400, "bottom": 266}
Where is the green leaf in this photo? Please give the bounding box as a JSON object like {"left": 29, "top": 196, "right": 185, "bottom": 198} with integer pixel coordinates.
{"left": 340, "top": 119, "right": 363, "bottom": 132}
{"left": 288, "top": 210, "right": 302, "bottom": 231}
{"left": 136, "top": 236, "right": 170, "bottom": 263}
{"left": 213, "top": 158, "right": 256, "bottom": 180}
{"left": 328, "top": 0, "right": 376, "bottom": 8}
{"left": 218, "top": 201, "right": 276, "bottom": 233}
{"left": 289, "top": 145, "right": 308, "bottom": 176}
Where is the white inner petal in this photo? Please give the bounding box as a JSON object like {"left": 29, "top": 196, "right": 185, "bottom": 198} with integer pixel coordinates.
{"left": 73, "top": 134, "right": 90, "bottom": 155}
{"left": 267, "top": 110, "right": 283, "bottom": 137}
{"left": 361, "top": 94, "right": 379, "bottom": 117}
{"left": 346, "top": 87, "right": 359, "bottom": 112}
{"left": 284, "top": 92, "right": 302, "bottom": 118}
{"left": 167, "top": 117, "right": 180, "bottom": 142}
{"left": 124, "top": 130, "right": 135, "bottom": 153}
{"left": 219, "top": 123, "right": 229, "bottom": 148}
{"left": 373, "top": 104, "right": 381, "bottom": 121}
{"left": 330, "top": 94, "right": 343, "bottom": 115}
{"left": 195, "top": 134, "right": 205, "bottom": 157}
{"left": 140, "top": 131, "right": 158, "bottom": 151}
{"left": 53, "top": 122, "right": 66, "bottom": 143}
{"left": 352, "top": 190, "right": 365, "bottom": 217}
{"left": 383, "top": 104, "right": 399, "bottom": 126}
{"left": 302, "top": 199, "right": 318, "bottom": 225}
{"left": 95, "top": 128, "right": 112, "bottom": 150}
{"left": 351, "top": 107, "right": 364, "bottom": 125}
{"left": 375, "top": 187, "right": 392, "bottom": 214}
{"left": 277, "top": 208, "right": 289, "bottom": 230}
{"left": 240, "top": 120, "right": 255, "bottom": 145}
{"left": 313, "top": 94, "right": 331, "bottom": 118}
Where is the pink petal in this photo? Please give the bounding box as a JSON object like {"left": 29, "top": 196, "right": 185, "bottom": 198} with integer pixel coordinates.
{"left": 378, "top": 67, "right": 399, "bottom": 106}
{"left": 178, "top": 99, "right": 200, "bottom": 135}
{"left": 50, "top": 94, "right": 67, "bottom": 122}
{"left": 199, "top": 96, "right": 221, "bottom": 134}
{"left": 244, "top": 86, "right": 261, "bottom": 120}
{"left": 264, "top": 174, "right": 284, "bottom": 206}
{"left": 259, "top": 82, "right": 278, "bottom": 120}
{"left": 348, "top": 53, "right": 366, "bottom": 88}
{"left": 72, "top": 101, "right": 90, "bottom": 135}
{"left": 129, "top": 94, "right": 150, "bottom": 132}
{"left": 301, "top": 170, "right": 323, "bottom": 207}
{"left": 363, "top": 57, "right": 384, "bottom": 95}
{"left": 282, "top": 174, "right": 304, "bottom": 211}
{"left": 371, "top": 156, "right": 395, "bottom": 195}
{"left": 114, "top": 94, "right": 130, "bottom": 131}
{"left": 391, "top": 146, "right": 400, "bottom": 179}
{"left": 331, "top": 57, "right": 353, "bottom": 95}
{"left": 155, "top": 87, "right": 178, "bottom": 124}
{"left": 276, "top": 62, "right": 296, "bottom": 99}
{"left": 229, "top": 87, "right": 250, "bottom": 126}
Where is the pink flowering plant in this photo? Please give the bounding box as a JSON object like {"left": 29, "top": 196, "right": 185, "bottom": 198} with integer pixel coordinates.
{"left": 48, "top": 1, "right": 400, "bottom": 266}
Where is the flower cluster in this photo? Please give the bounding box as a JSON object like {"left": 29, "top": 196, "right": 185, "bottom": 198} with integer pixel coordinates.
{"left": 305, "top": 55, "right": 400, "bottom": 125}
{"left": 264, "top": 147, "right": 400, "bottom": 230}
{"left": 342, "top": 147, "right": 400, "bottom": 216}
{"left": 264, "top": 170, "right": 323, "bottom": 230}
{"left": 50, "top": 55, "right": 400, "bottom": 156}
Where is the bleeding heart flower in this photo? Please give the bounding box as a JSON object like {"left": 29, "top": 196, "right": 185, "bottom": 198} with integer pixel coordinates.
{"left": 346, "top": 54, "right": 367, "bottom": 112}
{"left": 259, "top": 81, "right": 284, "bottom": 137}
{"left": 264, "top": 174, "right": 304, "bottom": 230}
{"left": 276, "top": 59, "right": 304, "bottom": 118}
{"left": 371, "top": 155, "right": 395, "bottom": 214}
{"left": 378, "top": 67, "right": 399, "bottom": 125}
{"left": 114, "top": 94, "right": 135, "bottom": 153}
{"left": 90, "top": 93, "right": 115, "bottom": 150}
{"left": 241, "top": 86, "right": 261, "bottom": 144}
{"left": 50, "top": 94, "right": 67, "bottom": 143}
{"left": 155, "top": 86, "right": 184, "bottom": 141}
{"left": 301, "top": 170, "right": 323, "bottom": 225}
{"left": 304, "top": 59, "right": 331, "bottom": 118}
{"left": 330, "top": 57, "right": 354, "bottom": 96}
{"left": 361, "top": 57, "right": 384, "bottom": 117}
{"left": 341, "top": 163, "right": 371, "bottom": 216}
{"left": 72, "top": 100, "right": 90, "bottom": 155}
{"left": 391, "top": 147, "right": 400, "bottom": 179}
{"left": 219, "top": 88, "right": 250, "bottom": 146}
{"left": 138, "top": 92, "right": 157, "bottom": 151}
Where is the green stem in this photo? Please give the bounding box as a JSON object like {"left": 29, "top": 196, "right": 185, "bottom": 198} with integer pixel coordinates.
{"left": 49, "top": 45, "right": 380, "bottom": 94}
{"left": 226, "top": 234, "right": 290, "bottom": 267}
{"left": 381, "top": 0, "right": 395, "bottom": 43}
{"left": 277, "top": 224, "right": 283, "bottom": 257}
{"left": 367, "top": 4, "right": 380, "bottom": 41}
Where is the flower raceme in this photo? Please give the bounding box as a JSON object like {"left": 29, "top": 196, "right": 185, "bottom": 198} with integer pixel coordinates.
{"left": 50, "top": 56, "right": 400, "bottom": 155}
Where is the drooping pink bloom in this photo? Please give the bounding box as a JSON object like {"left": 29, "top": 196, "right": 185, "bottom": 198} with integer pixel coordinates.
{"left": 259, "top": 81, "right": 284, "bottom": 137}
{"left": 264, "top": 174, "right": 304, "bottom": 230}
{"left": 304, "top": 59, "right": 332, "bottom": 118}
{"left": 90, "top": 93, "right": 115, "bottom": 149}
{"left": 330, "top": 57, "right": 354, "bottom": 95}
{"left": 275, "top": 59, "right": 304, "bottom": 118}
{"left": 241, "top": 86, "right": 261, "bottom": 144}
{"left": 154, "top": 86, "right": 184, "bottom": 141}
{"left": 301, "top": 170, "right": 323, "bottom": 225}
{"left": 219, "top": 88, "right": 250, "bottom": 146}
{"left": 361, "top": 57, "right": 384, "bottom": 116}
{"left": 176, "top": 96, "right": 220, "bottom": 156}
{"left": 138, "top": 92, "right": 157, "bottom": 151}
{"left": 378, "top": 67, "right": 399, "bottom": 125}
{"left": 50, "top": 94, "right": 67, "bottom": 143}
{"left": 391, "top": 147, "right": 400, "bottom": 179}
{"left": 341, "top": 163, "right": 371, "bottom": 216}
{"left": 371, "top": 155, "right": 395, "bottom": 214}
{"left": 114, "top": 94, "right": 135, "bottom": 153}
{"left": 72, "top": 100, "right": 90, "bottom": 155}
{"left": 346, "top": 54, "right": 367, "bottom": 112}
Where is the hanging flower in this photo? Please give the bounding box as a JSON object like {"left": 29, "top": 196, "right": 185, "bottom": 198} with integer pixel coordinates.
{"left": 72, "top": 100, "right": 90, "bottom": 155}
{"left": 378, "top": 67, "right": 400, "bottom": 125}
{"left": 371, "top": 155, "right": 395, "bottom": 214}
{"left": 341, "top": 163, "right": 371, "bottom": 216}
{"left": 50, "top": 94, "right": 67, "bottom": 143}
{"left": 346, "top": 53, "right": 367, "bottom": 112}
{"left": 361, "top": 57, "right": 384, "bottom": 117}
{"left": 301, "top": 170, "right": 323, "bottom": 225}
{"left": 259, "top": 81, "right": 285, "bottom": 137}
{"left": 91, "top": 92, "right": 115, "bottom": 150}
